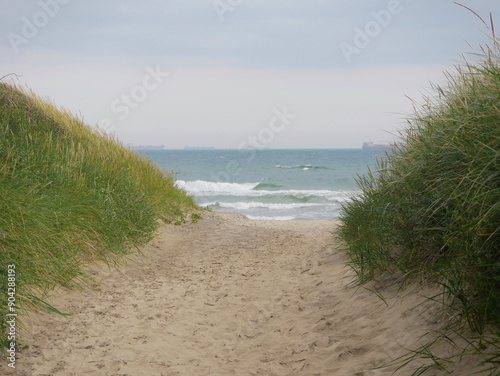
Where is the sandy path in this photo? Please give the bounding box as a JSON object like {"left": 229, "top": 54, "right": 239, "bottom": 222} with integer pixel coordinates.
{"left": 3, "top": 212, "right": 483, "bottom": 375}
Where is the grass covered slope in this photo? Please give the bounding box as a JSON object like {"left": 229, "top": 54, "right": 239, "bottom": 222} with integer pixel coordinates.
{"left": 0, "top": 83, "right": 198, "bottom": 345}
{"left": 338, "top": 43, "right": 499, "bottom": 371}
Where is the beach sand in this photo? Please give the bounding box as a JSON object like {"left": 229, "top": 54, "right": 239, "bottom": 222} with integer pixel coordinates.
{"left": 3, "top": 212, "right": 485, "bottom": 375}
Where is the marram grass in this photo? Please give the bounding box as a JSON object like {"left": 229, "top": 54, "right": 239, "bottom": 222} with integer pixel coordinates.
{"left": 0, "top": 83, "right": 199, "bottom": 350}
{"left": 338, "top": 39, "right": 500, "bottom": 374}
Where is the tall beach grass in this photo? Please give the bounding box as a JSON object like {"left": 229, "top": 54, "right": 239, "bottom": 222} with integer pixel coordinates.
{"left": 0, "top": 82, "right": 199, "bottom": 350}
{"left": 338, "top": 30, "right": 499, "bottom": 374}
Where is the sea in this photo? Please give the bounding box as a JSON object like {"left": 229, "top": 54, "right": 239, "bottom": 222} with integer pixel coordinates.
{"left": 141, "top": 149, "right": 383, "bottom": 221}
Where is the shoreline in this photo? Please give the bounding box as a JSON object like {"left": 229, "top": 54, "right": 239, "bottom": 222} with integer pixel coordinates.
{"left": 2, "top": 212, "right": 483, "bottom": 375}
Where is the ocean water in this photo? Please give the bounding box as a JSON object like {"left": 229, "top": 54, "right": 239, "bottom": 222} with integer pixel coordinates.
{"left": 141, "top": 149, "right": 382, "bottom": 220}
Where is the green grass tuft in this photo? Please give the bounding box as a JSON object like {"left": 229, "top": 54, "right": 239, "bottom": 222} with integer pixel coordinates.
{"left": 0, "top": 83, "right": 199, "bottom": 350}
{"left": 338, "top": 32, "right": 500, "bottom": 374}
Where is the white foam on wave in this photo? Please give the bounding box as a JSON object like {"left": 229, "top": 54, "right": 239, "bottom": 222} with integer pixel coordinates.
{"left": 176, "top": 180, "right": 353, "bottom": 201}
{"left": 204, "top": 201, "right": 338, "bottom": 211}
{"left": 275, "top": 164, "right": 328, "bottom": 171}
{"left": 176, "top": 180, "right": 259, "bottom": 195}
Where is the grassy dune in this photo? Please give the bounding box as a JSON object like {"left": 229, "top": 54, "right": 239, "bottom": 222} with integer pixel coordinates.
{"left": 338, "top": 36, "right": 500, "bottom": 373}
{"left": 0, "top": 83, "right": 199, "bottom": 349}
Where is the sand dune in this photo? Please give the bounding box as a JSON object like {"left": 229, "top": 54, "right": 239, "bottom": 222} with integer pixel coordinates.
{"left": 3, "top": 212, "right": 485, "bottom": 375}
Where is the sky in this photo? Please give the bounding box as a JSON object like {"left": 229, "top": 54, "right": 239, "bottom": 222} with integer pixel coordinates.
{"left": 1, "top": 0, "right": 499, "bottom": 149}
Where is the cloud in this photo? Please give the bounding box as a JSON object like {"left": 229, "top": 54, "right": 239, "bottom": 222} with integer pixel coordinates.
{"left": 1, "top": 50, "right": 450, "bottom": 148}
{"left": 1, "top": 1, "right": 499, "bottom": 148}
{"left": 3, "top": 0, "right": 498, "bottom": 69}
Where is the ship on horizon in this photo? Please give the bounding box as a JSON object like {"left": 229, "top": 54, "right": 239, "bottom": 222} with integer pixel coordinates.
{"left": 362, "top": 142, "right": 394, "bottom": 150}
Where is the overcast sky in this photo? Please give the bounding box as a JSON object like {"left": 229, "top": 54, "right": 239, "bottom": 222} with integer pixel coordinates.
{"left": 1, "top": 0, "right": 499, "bottom": 148}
